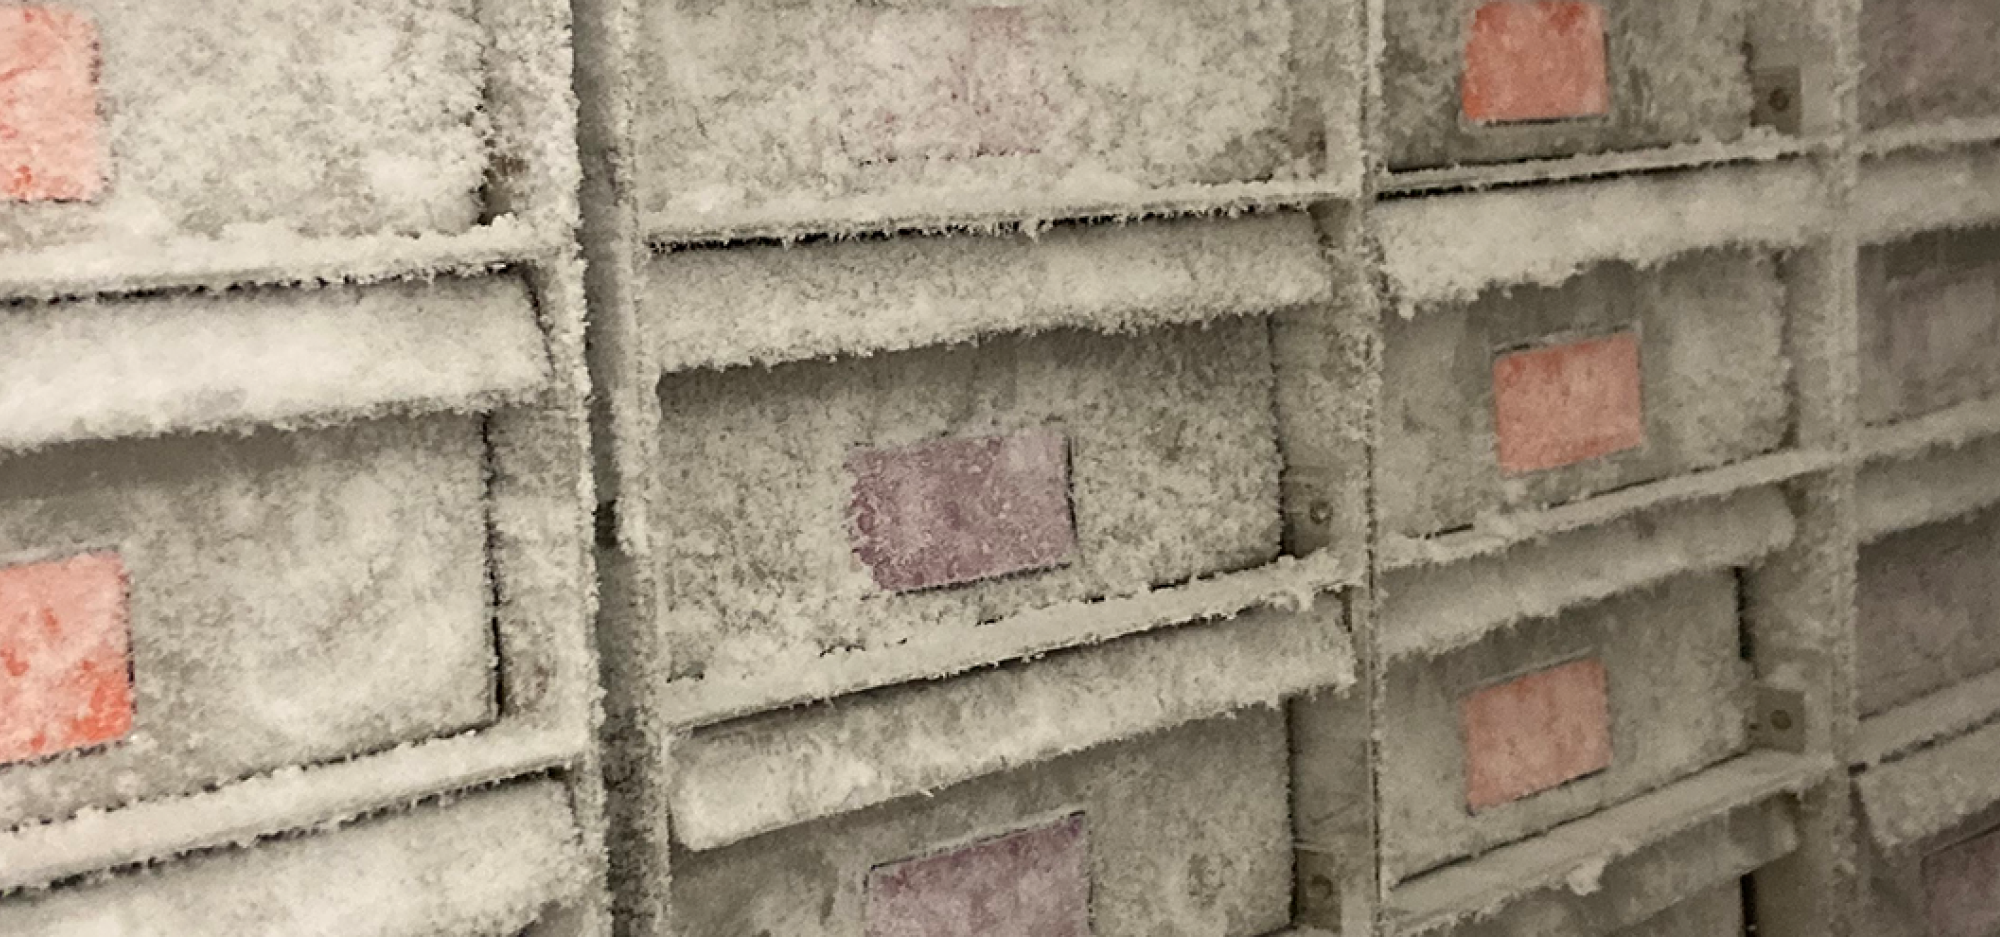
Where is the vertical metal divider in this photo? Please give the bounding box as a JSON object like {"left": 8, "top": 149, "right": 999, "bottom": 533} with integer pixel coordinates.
{"left": 572, "top": 1, "right": 676, "bottom": 935}
{"left": 1280, "top": 198, "right": 1384, "bottom": 936}
{"left": 1282, "top": 0, "right": 1384, "bottom": 924}
{"left": 1743, "top": 0, "right": 1864, "bottom": 928}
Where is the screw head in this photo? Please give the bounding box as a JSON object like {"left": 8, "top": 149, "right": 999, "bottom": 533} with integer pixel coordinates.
{"left": 1308, "top": 501, "right": 1335, "bottom": 525}
{"left": 1308, "top": 874, "right": 1337, "bottom": 902}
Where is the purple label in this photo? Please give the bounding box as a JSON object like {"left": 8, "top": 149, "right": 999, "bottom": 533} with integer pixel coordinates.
{"left": 1926, "top": 826, "right": 2000, "bottom": 937}
{"left": 848, "top": 429, "right": 1077, "bottom": 593}
{"left": 867, "top": 815, "right": 1090, "bottom": 937}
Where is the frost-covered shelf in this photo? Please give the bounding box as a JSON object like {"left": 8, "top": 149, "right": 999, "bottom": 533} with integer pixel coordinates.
{"left": 1378, "top": 136, "right": 1816, "bottom": 197}
{"left": 1857, "top": 431, "right": 2000, "bottom": 541}
{"left": 1858, "top": 393, "right": 2000, "bottom": 464}
{"left": 1853, "top": 667, "right": 2000, "bottom": 770}
{"left": 0, "top": 220, "right": 566, "bottom": 304}
{"left": 665, "top": 600, "right": 1354, "bottom": 851}
{"left": 0, "top": 272, "right": 553, "bottom": 454}
{"left": 656, "top": 549, "right": 1360, "bottom": 729}
{"left": 1380, "top": 448, "right": 1836, "bottom": 572}
{"left": 1859, "top": 116, "right": 2000, "bottom": 158}
{"left": 1855, "top": 714, "right": 2000, "bottom": 854}
{"left": 643, "top": 177, "right": 1358, "bottom": 248}
{"left": 0, "top": 723, "right": 580, "bottom": 892}
{"left": 0, "top": 781, "right": 589, "bottom": 935}
{"left": 1384, "top": 751, "right": 1831, "bottom": 937}
{"left": 1374, "top": 159, "right": 1831, "bottom": 311}
{"left": 639, "top": 209, "right": 1334, "bottom": 373}
{"left": 1856, "top": 144, "right": 2000, "bottom": 245}
{"left": 1379, "top": 485, "right": 1794, "bottom": 661}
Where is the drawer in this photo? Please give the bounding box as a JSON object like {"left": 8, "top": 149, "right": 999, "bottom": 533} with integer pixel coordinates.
{"left": 1861, "top": 807, "right": 2000, "bottom": 937}
{"left": 1381, "top": 571, "right": 1753, "bottom": 881}
{"left": 1861, "top": 0, "right": 2000, "bottom": 130}
{"left": 1382, "top": 0, "right": 1755, "bottom": 169}
{"left": 652, "top": 317, "right": 1280, "bottom": 684}
{"left": 0, "top": 0, "right": 541, "bottom": 249}
{"left": 1858, "top": 505, "right": 2000, "bottom": 718}
{"left": 0, "top": 415, "right": 496, "bottom": 827}
{"left": 1860, "top": 225, "right": 2000, "bottom": 426}
{"left": 0, "top": 781, "right": 588, "bottom": 935}
{"left": 1380, "top": 249, "right": 1789, "bottom": 538}
{"left": 670, "top": 709, "right": 1292, "bottom": 937}
{"left": 634, "top": 0, "right": 1320, "bottom": 227}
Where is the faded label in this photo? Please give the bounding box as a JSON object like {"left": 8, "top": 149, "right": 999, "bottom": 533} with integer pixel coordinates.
{"left": 0, "top": 6, "right": 102, "bottom": 201}
{"left": 867, "top": 814, "right": 1090, "bottom": 937}
{"left": 1462, "top": 0, "right": 1611, "bottom": 124}
{"left": 1461, "top": 657, "right": 1613, "bottom": 810}
{"left": 1492, "top": 330, "right": 1645, "bottom": 474}
{"left": 836, "top": 6, "right": 1059, "bottom": 163}
{"left": 1925, "top": 826, "right": 2000, "bottom": 937}
{"left": 0, "top": 552, "right": 132, "bottom": 765}
{"left": 849, "top": 429, "right": 1077, "bottom": 593}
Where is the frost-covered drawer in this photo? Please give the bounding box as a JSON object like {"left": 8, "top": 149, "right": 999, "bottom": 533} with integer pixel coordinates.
{"left": 0, "top": 781, "right": 588, "bottom": 935}
{"left": 0, "top": 0, "right": 518, "bottom": 248}
{"left": 1382, "top": 0, "right": 1756, "bottom": 169}
{"left": 1379, "top": 249, "right": 1789, "bottom": 538}
{"left": 1860, "top": 226, "right": 2000, "bottom": 426}
{"left": 1380, "top": 571, "right": 1752, "bottom": 882}
{"left": 636, "top": 0, "right": 1320, "bottom": 228}
{"left": 670, "top": 710, "right": 1291, "bottom": 937}
{"left": 1857, "top": 506, "right": 2000, "bottom": 719}
{"left": 1861, "top": 0, "right": 2000, "bottom": 131}
{"left": 0, "top": 415, "right": 496, "bottom": 828}
{"left": 652, "top": 317, "right": 1280, "bottom": 685}
{"left": 1859, "top": 803, "right": 2000, "bottom": 937}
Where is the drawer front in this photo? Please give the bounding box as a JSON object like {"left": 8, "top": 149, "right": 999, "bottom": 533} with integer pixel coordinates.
{"left": 653, "top": 318, "right": 1281, "bottom": 683}
{"left": 635, "top": 0, "right": 1307, "bottom": 224}
{"left": 1858, "top": 506, "right": 2000, "bottom": 717}
{"left": 1863, "top": 811, "right": 2000, "bottom": 937}
{"left": 0, "top": 0, "right": 495, "bottom": 249}
{"left": 1382, "top": 571, "right": 1752, "bottom": 880}
{"left": 1383, "top": 0, "right": 1753, "bottom": 169}
{"left": 1381, "top": 250, "right": 1789, "bottom": 537}
{"left": 671, "top": 709, "right": 1292, "bottom": 937}
{"left": 1861, "top": 0, "right": 2000, "bottom": 130}
{"left": 0, "top": 415, "right": 495, "bottom": 826}
{"left": 1923, "top": 826, "right": 2000, "bottom": 937}
{"left": 1860, "top": 226, "right": 2000, "bottom": 426}
{"left": 0, "top": 781, "right": 586, "bottom": 936}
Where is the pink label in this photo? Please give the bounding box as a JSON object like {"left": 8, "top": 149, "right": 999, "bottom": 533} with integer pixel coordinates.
{"left": 0, "top": 6, "right": 102, "bottom": 202}
{"left": 1926, "top": 827, "right": 2000, "bottom": 937}
{"left": 1492, "top": 331, "right": 1645, "bottom": 474}
{"left": 1461, "top": 657, "right": 1613, "bottom": 810}
{"left": 0, "top": 552, "right": 132, "bottom": 765}
{"left": 849, "top": 429, "right": 1077, "bottom": 593}
{"left": 1462, "top": 1, "right": 1611, "bottom": 124}
{"left": 867, "top": 815, "right": 1090, "bottom": 937}
{"left": 840, "top": 6, "right": 1058, "bottom": 163}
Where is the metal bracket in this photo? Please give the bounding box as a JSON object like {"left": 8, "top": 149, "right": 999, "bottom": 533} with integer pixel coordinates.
{"left": 1751, "top": 66, "right": 1803, "bottom": 135}
{"left": 1753, "top": 684, "right": 1809, "bottom": 753}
